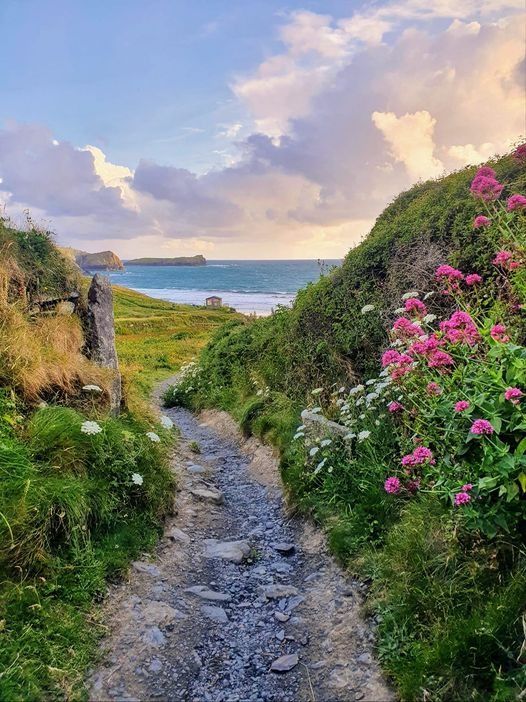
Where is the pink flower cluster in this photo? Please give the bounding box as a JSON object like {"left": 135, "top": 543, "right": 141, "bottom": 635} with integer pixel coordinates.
{"left": 473, "top": 215, "right": 491, "bottom": 229}
{"left": 470, "top": 419, "right": 494, "bottom": 435}
{"left": 490, "top": 324, "right": 509, "bottom": 343}
{"left": 384, "top": 476, "right": 401, "bottom": 494}
{"left": 465, "top": 273, "right": 483, "bottom": 286}
{"left": 470, "top": 167, "right": 503, "bottom": 202}
{"left": 392, "top": 316, "right": 422, "bottom": 338}
{"left": 404, "top": 298, "right": 427, "bottom": 317}
{"left": 513, "top": 143, "right": 526, "bottom": 161}
{"left": 454, "top": 482, "right": 473, "bottom": 506}
{"left": 401, "top": 446, "right": 434, "bottom": 467}
{"left": 435, "top": 264, "right": 463, "bottom": 281}
{"left": 388, "top": 401, "right": 403, "bottom": 413}
{"left": 439, "top": 310, "right": 480, "bottom": 346}
{"left": 492, "top": 250, "right": 520, "bottom": 270}
{"left": 505, "top": 387, "right": 523, "bottom": 404}
{"left": 507, "top": 194, "right": 526, "bottom": 211}
{"left": 427, "top": 349, "right": 455, "bottom": 369}
{"left": 454, "top": 400, "right": 470, "bottom": 412}
{"left": 426, "top": 381, "right": 442, "bottom": 396}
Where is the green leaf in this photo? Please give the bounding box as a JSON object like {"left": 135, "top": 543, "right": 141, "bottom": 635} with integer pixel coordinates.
{"left": 518, "top": 472, "right": 526, "bottom": 492}
{"left": 516, "top": 437, "right": 526, "bottom": 458}
{"left": 478, "top": 476, "right": 498, "bottom": 490}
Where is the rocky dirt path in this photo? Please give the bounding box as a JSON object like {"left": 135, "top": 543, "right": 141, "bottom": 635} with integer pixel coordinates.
{"left": 89, "top": 396, "right": 393, "bottom": 702}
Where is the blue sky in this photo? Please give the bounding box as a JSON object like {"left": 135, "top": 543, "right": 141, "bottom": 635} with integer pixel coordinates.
{"left": 0, "top": 0, "right": 524, "bottom": 258}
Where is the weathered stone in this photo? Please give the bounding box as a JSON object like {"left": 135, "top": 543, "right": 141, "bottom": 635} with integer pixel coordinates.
{"left": 270, "top": 653, "right": 299, "bottom": 673}
{"left": 259, "top": 584, "right": 299, "bottom": 599}
{"left": 273, "top": 542, "right": 295, "bottom": 555}
{"left": 201, "top": 605, "right": 229, "bottom": 623}
{"left": 132, "top": 561, "right": 161, "bottom": 577}
{"left": 203, "top": 539, "right": 250, "bottom": 564}
{"left": 140, "top": 600, "right": 186, "bottom": 625}
{"left": 167, "top": 527, "right": 191, "bottom": 544}
{"left": 189, "top": 485, "right": 224, "bottom": 505}
{"left": 85, "top": 274, "right": 121, "bottom": 414}
{"left": 142, "top": 626, "right": 166, "bottom": 647}
{"left": 274, "top": 611, "right": 290, "bottom": 622}
{"left": 184, "top": 585, "right": 231, "bottom": 602}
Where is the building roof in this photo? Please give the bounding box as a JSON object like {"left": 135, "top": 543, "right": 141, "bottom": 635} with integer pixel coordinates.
{"left": 206, "top": 295, "right": 222, "bottom": 300}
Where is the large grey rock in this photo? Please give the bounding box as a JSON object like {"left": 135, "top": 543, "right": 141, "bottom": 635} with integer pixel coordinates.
{"left": 201, "top": 605, "right": 229, "bottom": 623}
{"left": 140, "top": 600, "right": 186, "bottom": 625}
{"left": 259, "top": 584, "right": 299, "bottom": 599}
{"left": 189, "top": 485, "right": 224, "bottom": 505}
{"left": 184, "top": 585, "right": 231, "bottom": 602}
{"left": 270, "top": 653, "right": 299, "bottom": 673}
{"left": 85, "top": 274, "right": 121, "bottom": 414}
{"left": 132, "top": 561, "right": 161, "bottom": 577}
{"left": 203, "top": 539, "right": 251, "bottom": 564}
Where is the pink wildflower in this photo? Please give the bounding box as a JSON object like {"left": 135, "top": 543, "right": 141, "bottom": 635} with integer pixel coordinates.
{"left": 404, "top": 298, "right": 427, "bottom": 317}
{"left": 382, "top": 349, "right": 401, "bottom": 367}
{"left": 470, "top": 419, "right": 494, "bottom": 435}
{"left": 470, "top": 174, "right": 503, "bottom": 201}
{"left": 388, "top": 401, "right": 403, "bottom": 413}
{"left": 465, "top": 273, "right": 483, "bottom": 286}
{"left": 513, "top": 144, "right": 526, "bottom": 162}
{"left": 401, "top": 446, "right": 434, "bottom": 467}
{"left": 406, "top": 479, "right": 420, "bottom": 493}
{"left": 427, "top": 381, "right": 442, "bottom": 396}
{"left": 462, "top": 483, "right": 473, "bottom": 492}
{"left": 384, "top": 476, "right": 401, "bottom": 494}
{"left": 435, "top": 264, "right": 464, "bottom": 281}
{"left": 490, "top": 324, "right": 510, "bottom": 343}
{"left": 455, "top": 400, "right": 470, "bottom": 412}
{"left": 392, "top": 317, "right": 422, "bottom": 338}
{"left": 492, "top": 250, "right": 517, "bottom": 269}
{"left": 473, "top": 215, "right": 491, "bottom": 228}
{"left": 454, "top": 491, "right": 471, "bottom": 506}
{"left": 507, "top": 194, "right": 526, "bottom": 211}
{"left": 504, "top": 387, "right": 523, "bottom": 404}
{"left": 428, "top": 349, "right": 455, "bottom": 368}
{"left": 475, "top": 166, "right": 496, "bottom": 179}
{"left": 440, "top": 310, "right": 480, "bottom": 345}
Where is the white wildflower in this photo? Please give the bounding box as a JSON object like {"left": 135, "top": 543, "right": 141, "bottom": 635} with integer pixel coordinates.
{"left": 146, "top": 431, "right": 161, "bottom": 443}
{"left": 82, "top": 384, "right": 102, "bottom": 392}
{"left": 423, "top": 291, "right": 435, "bottom": 300}
{"left": 394, "top": 307, "right": 405, "bottom": 314}
{"left": 320, "top": 439, "right": 332, "bottom": 448}
{"left": 423, "top": 314, "right": 437, "bottom": 324}
{"left": 314, "top": 457, "right": 327, "bottom": 474}
{"left": 379, "top": 369, "right": 389, "bottom": 377}
{"left": 131, "top": 473, "right": 144, "bottom": 485}
{"left": 349, "top": 384, "right": 364, "bottom": 396}
{"left": 81, "top": 420, "right": 102, "bottom": 435}
{"left": 309, "top": 446, "right": 320, "bottom": 457}
{"left": 357, "top": 430, "right": 371, "bottom": 442}
{"left": 311, "top": 387, "right": 323, "bottom": 395}
{"left": 256, "top": 389, "right": 263, "bottom": 396}
{"left": 392, "top": 339, "right": 403, "bottom": 347}
{"left": 338, "top": 386, "right": 346, "bottom": 393}
{"left": 366, "top": 379, "right": 377, "bottom": 386}
{"left": 402, "top": 291, "right": 419, "bottom": 300}
{"left": 359, "top": 413, "right": 366, "bottom": 420}
{"left": 361, "top": 304, "right": 375, "bottom": 314}
{"left": 297, "top": 425, "right": 306, "bottom": 431}
{"left": 160, "top": 415, "right": 174, "bottom": 429}
{"left": 366, "top": 392, "right": 379, "bottom": 404}
{"left": 375, "top": 420, "right": 380, "bottom": 426}
{"left": 344, "top": 432, "right": 356, "bottom": 440}
{"left": 293, "top": 432, "right": 305, "bottom": 440}
{"left": 355, "top": 397, "right": 364, "bottom": 406}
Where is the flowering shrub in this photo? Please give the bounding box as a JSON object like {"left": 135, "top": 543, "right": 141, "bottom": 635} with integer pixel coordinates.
{"left": 296, "top": 165, "right": 526, "bottom": 538}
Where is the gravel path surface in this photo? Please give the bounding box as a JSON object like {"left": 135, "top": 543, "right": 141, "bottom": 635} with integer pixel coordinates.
{"left": 89, "top": 400, "right": 393, "bottom": 702}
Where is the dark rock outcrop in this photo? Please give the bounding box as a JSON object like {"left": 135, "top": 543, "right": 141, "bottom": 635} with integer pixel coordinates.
{"left": 85, "top": 274, "right": 121, "bottom": 414}
{"left": 125, "top": 255, "right": 206, "bottom": 266}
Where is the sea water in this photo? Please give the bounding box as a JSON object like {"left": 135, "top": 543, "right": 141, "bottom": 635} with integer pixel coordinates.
{"left": 107, "top": 260, "right": 341, "bottom": 315}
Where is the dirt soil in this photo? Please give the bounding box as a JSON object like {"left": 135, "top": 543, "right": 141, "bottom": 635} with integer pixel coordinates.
{"left": 88, "top": 394, "right": 393, "bottom": 702}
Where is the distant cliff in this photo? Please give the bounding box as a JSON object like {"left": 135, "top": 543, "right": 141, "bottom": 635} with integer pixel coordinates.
{"left": 125, "top": 255, "right": 206, "bottom": 267}
{"left": 61, "top": 248, "right": 124, "bottom": 271}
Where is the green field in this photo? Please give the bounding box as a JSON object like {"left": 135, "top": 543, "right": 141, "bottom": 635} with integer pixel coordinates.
{"left": 113, "top": 285, "right": 241, "bottom": 395}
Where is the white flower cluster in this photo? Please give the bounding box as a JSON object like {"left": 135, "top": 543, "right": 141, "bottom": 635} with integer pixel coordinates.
{"left": 80, "top": 420, "right": 102, "bottom": 435}
{"left": 361, "top": 304, "right": 376, "bottom": 314}
{"left": 146, "top": 431, "right": 161, "bottom": 443}
{"left": 131, "top": 473, "right": 144, "bottom": 485}
{"left": 160, "top": 415, "right": 174, "bottom": 429}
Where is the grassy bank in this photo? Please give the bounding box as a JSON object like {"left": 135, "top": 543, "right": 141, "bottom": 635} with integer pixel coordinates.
{"left": 0, "top": 220, "right": 236, "bottom": 700}
{"left": 165, "top": 150, "right": 526, "bottom": 700}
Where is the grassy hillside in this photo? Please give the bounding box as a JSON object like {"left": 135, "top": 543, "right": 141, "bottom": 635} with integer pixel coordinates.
{"left": 0, "top": 219, "right": 234, "bottom": 700}
{"left": 165, "top": 149, "right": 526, "bottom": 701}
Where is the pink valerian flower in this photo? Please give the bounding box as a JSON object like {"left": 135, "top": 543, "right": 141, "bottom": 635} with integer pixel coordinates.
{"left": 439, "top": 310, "right": 480, "bottom": 346}
{"left": 454, "top": 400, "right": 470, "bottom": 412}
{"left": 465, "top": 273, "right": 483, "bottom": 286}
{"left": 404, "top": 298, "right": 427, "bottom": 317}
{"left": 475, "top": 166, "right": 496, "bottom": 179}
{"left": 454, "top": 491, "right": 471, "bottom": 506}
{"left": 492, "top": 249, "right": 521, "bottom": 270}
{"left": 427, "top": 349, "right": 455, "bottom": 369}
{"left": 392, "top": 316, "right": 422, "bottom": 338}
{"left": 513, "top": 144, "right": 526, "bottom": 162}
{"left": 462, "top": 483, "right": 473, "bottom": 492}
{"left": 408, "top": 334, "right": 442, "bottom": 358}
{"left": 507, "top": 194, "right": 526, "bottom": 211}
{"left": 490, "top": 323, "right": 510, "bottom": 343}
{"left": 401, "top": 446, "right": 435, "bottom": 467}
{"left": 384, "top": 476, "right": 401, "bottom": 494}
{"left": 473, "top": 215, "right": 491, "bottom": 228}
{"left": 382, "top": 349, "right": 402, "bottom": 367}
{"left": 470, "top": 419, "right": 494, "bottom": 435}
{"left": 388, "top": 401, "right": 403, "bottom": 413}
{"left": 470, "top": 173, "right": 504, "bottom": 201}
{"left": 427, "top": 381, "right": 442, "bottom": 396}
{"left": 504, "top": 387, "right": 523, "bottom": 404}
{"left": 435, "top": 264, "right": 464, "bottom": 281}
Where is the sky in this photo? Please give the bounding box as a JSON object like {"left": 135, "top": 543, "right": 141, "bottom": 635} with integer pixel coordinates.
{"left": 0, "top": 0, "right": 524, "bottom": 259}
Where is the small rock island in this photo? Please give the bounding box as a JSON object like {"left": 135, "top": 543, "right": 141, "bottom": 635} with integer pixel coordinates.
{"left": 125, "top": 255, "right": 207, "bottom": 266}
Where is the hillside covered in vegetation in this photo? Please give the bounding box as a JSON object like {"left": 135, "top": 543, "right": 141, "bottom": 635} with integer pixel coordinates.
{"left": 0, "top": 220, "right": 231, "bottom": 700}
{"left": 166, "top": 148, "right": 526, "bottom": 700}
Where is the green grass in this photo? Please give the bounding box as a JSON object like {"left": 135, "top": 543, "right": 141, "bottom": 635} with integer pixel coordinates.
{"left": 113, "top": 285, "right": 241, "bottom": 395}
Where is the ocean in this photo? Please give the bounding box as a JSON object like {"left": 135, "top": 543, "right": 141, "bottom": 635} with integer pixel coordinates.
{"left": 107, "top": 260, "right": 341, "bottom": 315}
